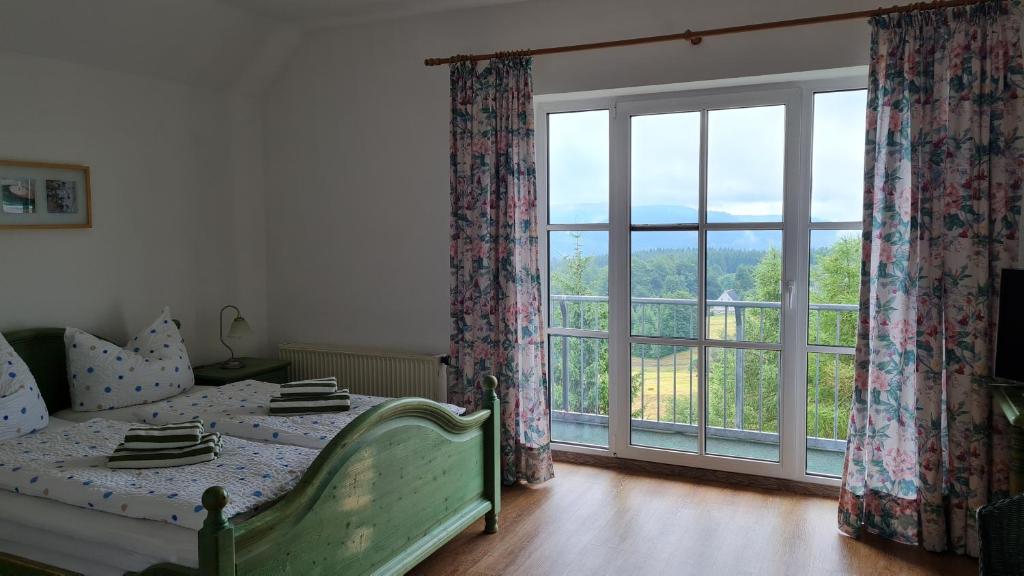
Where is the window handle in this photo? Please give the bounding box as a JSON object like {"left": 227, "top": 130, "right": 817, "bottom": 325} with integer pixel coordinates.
{"left": 785, "top": 280, "right": 795, "bottom": 310}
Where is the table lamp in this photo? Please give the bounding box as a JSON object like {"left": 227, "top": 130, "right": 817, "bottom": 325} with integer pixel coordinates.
{"left": 219, "top": 305, "right": 252, "bottom": 369}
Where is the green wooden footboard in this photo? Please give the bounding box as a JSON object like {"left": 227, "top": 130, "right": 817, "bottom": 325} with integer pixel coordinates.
{"left": 0, "top": 322, "right": 499, "bottom": 576}
{"left": 141, "top": 376, "right": 500, "bottom": 576}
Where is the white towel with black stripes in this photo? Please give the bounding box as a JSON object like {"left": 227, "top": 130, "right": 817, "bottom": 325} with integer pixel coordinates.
{"left": 279, "top": 377, "right": 338, "bottom": 396}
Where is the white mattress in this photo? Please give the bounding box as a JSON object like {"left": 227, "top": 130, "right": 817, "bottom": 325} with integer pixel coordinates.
{"left": 0, "top": 417, "right": 317, "bottom": 530}
{"left": 134, "top": 380, "right": 466, "bottom": 449}
{"left": 52, "top": 385, "right": 215, "bottom": 424}
{"left": 0, "top": 418, "right": 197, "bottom": 575}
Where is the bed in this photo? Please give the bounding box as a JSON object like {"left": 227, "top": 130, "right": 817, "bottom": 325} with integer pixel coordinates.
{"left": 92, "top": 380, "right": 465, "bottom": 450}
{"left": 0, "top": 328, "right": 500, "bottom": 576}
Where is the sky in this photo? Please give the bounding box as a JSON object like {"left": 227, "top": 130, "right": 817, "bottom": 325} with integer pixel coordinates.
{"left": 547, "top": 89, "right": 867, "bottom": 227}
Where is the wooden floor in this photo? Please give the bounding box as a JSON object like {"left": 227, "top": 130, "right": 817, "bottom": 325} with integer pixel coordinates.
{"left": 411, "top": 462, "right": 978, "bottom": 576}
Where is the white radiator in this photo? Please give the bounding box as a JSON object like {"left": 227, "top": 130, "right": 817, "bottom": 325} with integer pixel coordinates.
{"left": 278, "top": 343, "right": 448, "bottom": 402}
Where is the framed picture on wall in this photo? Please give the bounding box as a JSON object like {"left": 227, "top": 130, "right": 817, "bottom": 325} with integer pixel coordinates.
{"left": 0, "top": 160, "right": 91, "bottom": 229}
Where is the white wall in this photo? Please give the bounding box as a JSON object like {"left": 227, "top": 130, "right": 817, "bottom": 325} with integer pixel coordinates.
{"left": 0, "top": 51, "right": 268, "bottom": 364}
{"left": 263, "top": 0, "right": 880, "bottom": 354}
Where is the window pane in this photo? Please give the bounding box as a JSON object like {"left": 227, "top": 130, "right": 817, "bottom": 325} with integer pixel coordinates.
{"left": 808, "top": 230, "right": 860, "bottom": 347}
{"left": 630, "top": 344, "right": 698, "bottom": 453}
{"left": 549, "top": 231, "right": 608, "bottom": 331}
{"left": 705, "top": 347, "right": 780, "bottom": 462}
{"left": 550, "top": 335, "right": 609, "bottom": 447}
{"left": 806, "top": 352, "right": 854, "bottom": 476}
{"left": 706, "top": 230, "right": 782, "bottom": 344}
{"left": 549, "top": 111, "right": 609, "bottom": 224}
{"left": 631, "top": 231, "right": 698, "bottom": 338}
{"left": 811, "top": 90, "right": 866, "bottom": 222}
{"left": 631, "top": 112, "right": 700, "bottom": 224}
{"left": 707, "top": 105, "right": 785, "bottom": 222}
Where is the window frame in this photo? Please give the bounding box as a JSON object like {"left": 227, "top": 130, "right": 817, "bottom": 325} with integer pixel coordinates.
{"left": 537, "top": 73, "right": 867, "bottom": 487}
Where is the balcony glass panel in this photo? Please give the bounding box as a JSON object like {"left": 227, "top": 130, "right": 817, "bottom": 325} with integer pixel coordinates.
{"left": 806, "top": 352, "right": 855, "bottom": 476}
{"left": 550, "top": 335, "right": 609, "bottom": 448}
{"left": 629, "top": 344, "right": 698, "bottom": 453}
{"left": 705, "top": 347, "right": 780, "bottom": 462}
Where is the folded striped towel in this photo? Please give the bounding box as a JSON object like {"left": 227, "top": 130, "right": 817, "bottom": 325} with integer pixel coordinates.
{"left": 268, "top": 391, "right": 351, "bottom": 415}
{"left": 280, "top": 377, "right": 338, "bottom": 397}
{"left": 122, "top": 420, "right": 205, "bottom": 450}
{"left": 108, "top": 433, "right": 222, "bottom": 469}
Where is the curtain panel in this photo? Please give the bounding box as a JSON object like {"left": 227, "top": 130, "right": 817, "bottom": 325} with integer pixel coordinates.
{"left": 839, "top": 2, "right": 1024, "bottom": 556}
{"left": 448, "top": 56, "right": 554, "bottom": 485}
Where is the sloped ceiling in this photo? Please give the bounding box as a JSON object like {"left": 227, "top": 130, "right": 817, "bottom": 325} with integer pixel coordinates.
{"left": 0, "top": 0, "right": 529, "bottom": 90}
{"left": 218, "top": 0, "right": 530, "bottom": 26}
{"left": 0, "top": 0, "right": 285, "bottom": 90}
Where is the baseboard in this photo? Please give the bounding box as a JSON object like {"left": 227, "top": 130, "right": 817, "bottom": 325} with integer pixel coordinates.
{"left": 553, "top": 449, "right": 840, "bottom": 499}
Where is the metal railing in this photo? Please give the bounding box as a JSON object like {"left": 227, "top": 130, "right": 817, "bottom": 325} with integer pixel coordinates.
{"left": 548, "top": 294, "right": 857, "bottom": 451}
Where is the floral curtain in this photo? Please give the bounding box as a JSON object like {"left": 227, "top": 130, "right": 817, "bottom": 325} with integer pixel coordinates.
{"left": 448, "top": 55, "right": 554, "bottom": 485}
{"left": 839, "top": 2, "right": 1024, "bottom": 556}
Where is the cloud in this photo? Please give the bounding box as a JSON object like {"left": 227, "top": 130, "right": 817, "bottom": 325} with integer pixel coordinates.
{"left": 547, "top": 89, "right": 866, "bottom": 224}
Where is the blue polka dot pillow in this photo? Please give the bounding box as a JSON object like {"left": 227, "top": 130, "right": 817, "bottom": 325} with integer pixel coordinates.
{"left": 66, "top": 307, "right": 194, "bottom": 411}
{"left": 0, "top": 332, "right": 49, "bottom": 440}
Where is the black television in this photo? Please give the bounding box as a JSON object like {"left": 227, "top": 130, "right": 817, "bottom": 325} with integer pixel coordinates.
{"left": 996, "top": 268, "right": 1024, "bottom": 383}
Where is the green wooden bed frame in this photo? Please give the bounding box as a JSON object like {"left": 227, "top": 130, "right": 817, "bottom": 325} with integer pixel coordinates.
{"left": 1, "top": 328, "right": 500, "bottom": 576}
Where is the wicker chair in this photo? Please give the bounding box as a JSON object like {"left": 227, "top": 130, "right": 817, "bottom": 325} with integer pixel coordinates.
{"left": 979, "top": 494, "right": 1024, "bottom": 575}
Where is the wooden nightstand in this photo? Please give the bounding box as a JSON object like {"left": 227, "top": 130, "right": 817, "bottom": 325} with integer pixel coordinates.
{"left": 192, "top": 358, "right": 291, "bottom": 386}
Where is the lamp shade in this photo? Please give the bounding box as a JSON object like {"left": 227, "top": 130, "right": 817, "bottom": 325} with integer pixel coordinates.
{"left": 226, "top": 316, "right": 252, "bottom": 339}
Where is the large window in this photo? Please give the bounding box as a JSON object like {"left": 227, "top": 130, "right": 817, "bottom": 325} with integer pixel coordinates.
{"left": 547, "top": 110, "right": 610, "bottom": 447}
{"left": 804, "top": 89, "right": 866, "bottom": 477}
{"left": 540, "top": 76, "right": 866, "bottom": 484}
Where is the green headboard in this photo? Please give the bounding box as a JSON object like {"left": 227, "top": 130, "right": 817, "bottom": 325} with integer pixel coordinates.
{"left": 3, "top": 320, "right": 180, "bottom": 414}
{"left": 3, "top": 328, "right": 73, "bottom": 414}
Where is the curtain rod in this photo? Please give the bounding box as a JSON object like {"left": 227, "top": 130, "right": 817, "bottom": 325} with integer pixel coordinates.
{"left": 423, "top": 0, "right": 993, "bottom": 66}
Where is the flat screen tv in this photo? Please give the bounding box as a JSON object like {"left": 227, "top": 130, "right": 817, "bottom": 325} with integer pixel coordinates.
{"left": 996, "top": 268, "right": 1024, "bottom": 383}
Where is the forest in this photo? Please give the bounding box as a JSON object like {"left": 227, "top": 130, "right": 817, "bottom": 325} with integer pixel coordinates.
{"left": 549, "top": 234, "right": 860, "bottom": 442}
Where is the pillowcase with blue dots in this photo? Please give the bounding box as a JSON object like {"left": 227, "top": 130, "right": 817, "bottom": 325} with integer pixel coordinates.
{"left": 66, "top": 307, "right": 194, "bottom": 411}
{"left": 0, "top": 332, "right": 50, "bottom": 440}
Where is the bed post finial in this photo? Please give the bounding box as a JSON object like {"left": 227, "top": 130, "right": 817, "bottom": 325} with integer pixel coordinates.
{"left": 482, "top": 375, "right": 500, "bottom": 534}
{"left": 199, "top": 486, "right": 236, "bottom": 576}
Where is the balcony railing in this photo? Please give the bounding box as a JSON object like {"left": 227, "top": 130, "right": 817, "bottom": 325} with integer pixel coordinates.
{"left": 548, "top": 294, "right": 857, "bottom": 457}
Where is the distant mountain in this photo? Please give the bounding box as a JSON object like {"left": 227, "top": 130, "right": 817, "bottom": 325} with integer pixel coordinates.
{"left": 549, "top": 203, "right": 781, "bottom": 226}
{"left": 547, "top": 204, "right": 853, "bottom": 258}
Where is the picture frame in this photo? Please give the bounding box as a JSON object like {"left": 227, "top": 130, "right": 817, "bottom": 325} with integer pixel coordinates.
{"left": 0, "top": 160, "right": 91, "bottom": 229}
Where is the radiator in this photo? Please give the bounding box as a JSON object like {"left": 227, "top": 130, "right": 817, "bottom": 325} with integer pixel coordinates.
{"left": 278, "top": 343, "right": 448, "bottom": 402}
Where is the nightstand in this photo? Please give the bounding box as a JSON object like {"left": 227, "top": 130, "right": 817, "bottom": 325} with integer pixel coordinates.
{"left": 192, "top": 358, "right": 291, "bottom": 386}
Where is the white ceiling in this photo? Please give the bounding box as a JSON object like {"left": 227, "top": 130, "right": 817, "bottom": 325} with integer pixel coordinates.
{"left": 0, "top": 0, "right": 528, "bottom": 90}
{"left": 0, "top": 0, "right": 286, "bottom": 89}
{"left": 218, "top": 0, "right": 530, "bottom": 26}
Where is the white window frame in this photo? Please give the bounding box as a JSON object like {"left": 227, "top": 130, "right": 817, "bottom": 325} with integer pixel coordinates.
{"left": 537, "top": 73, "right": 866, "bottom": 487}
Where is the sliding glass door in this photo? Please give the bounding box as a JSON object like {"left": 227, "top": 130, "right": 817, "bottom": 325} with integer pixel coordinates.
{"left": 539, "top": 75, "right": 866, "bottom": 484}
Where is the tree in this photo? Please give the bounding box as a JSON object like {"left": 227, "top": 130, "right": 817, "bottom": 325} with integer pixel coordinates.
{"left": 548, "top": 236, "right": 861, "bottom": 445}
{"left": 806, "top": 236, "right": 860, "bottom": 440}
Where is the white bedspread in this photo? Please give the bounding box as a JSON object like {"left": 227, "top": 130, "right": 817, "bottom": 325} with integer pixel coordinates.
{"left": 131, "top": 380, "right": 467, "bottom": 449}
{"left": 0, "top": 488, "right": 197, "bottom": 575}
{"left": 0, "top": 418, "right": 318, "bottom": 530}
{"left": 52, "top": 385, "right": 215, "bottom": 424}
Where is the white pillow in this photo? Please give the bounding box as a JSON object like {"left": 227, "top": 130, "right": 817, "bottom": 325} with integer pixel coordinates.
{"left": 0, "top": 332, "right": 50, "bottom": 439}
{"left": 66, "top": 307, "right": 194, "bottom": 411}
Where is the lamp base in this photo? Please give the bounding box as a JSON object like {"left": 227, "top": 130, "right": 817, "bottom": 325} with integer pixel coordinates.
{"left": 219, "top": 359, "right": 245, "bottom": 370}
